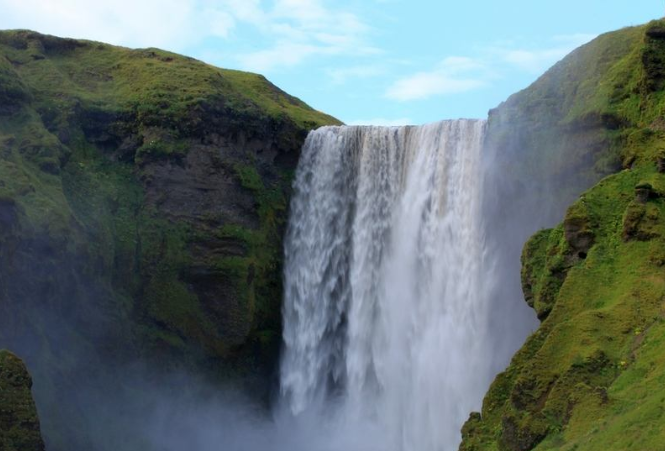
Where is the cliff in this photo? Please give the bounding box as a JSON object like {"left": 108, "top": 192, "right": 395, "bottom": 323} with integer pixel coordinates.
{"left": 461, "top": 20, "right": 665, "bottom": 451}
{"left": 0, "top": 29, "right": 339, "bottom": 450}
{"left": 0, "top": 350, "right": 45, "bottom": 451}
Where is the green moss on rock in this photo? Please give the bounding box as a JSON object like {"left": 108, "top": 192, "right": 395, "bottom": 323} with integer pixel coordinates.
{"left": 522, "top": 227, "right": 567, "bottom": 320}
{"left": 0, "top": 350, "right": 45, "bottom": 451}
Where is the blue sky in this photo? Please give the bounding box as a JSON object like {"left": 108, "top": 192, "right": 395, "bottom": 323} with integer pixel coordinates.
{"left": 0, "top": 0, "right": 662, "bottom": 124}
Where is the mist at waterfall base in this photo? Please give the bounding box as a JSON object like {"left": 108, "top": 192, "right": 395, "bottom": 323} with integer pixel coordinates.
{"left": 208, "top": 112, "right": 586, "bottom": 451}
{"left": 140, "top": 119, "right": 577, "bottom": 451}
{"left": 7, "top": 116, "right": 596, "bottom": 451}
{"left": 90, "top": 120, "right": 508, "bottom": 451}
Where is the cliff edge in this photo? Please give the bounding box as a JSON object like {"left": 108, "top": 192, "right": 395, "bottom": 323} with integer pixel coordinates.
{"left": 461, "top": 20, "right": 665, "bottom": 451}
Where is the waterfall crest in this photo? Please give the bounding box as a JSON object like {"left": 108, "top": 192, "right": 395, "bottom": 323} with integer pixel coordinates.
{"left": 280, "top": 120, "right": 490, "bottom": 451}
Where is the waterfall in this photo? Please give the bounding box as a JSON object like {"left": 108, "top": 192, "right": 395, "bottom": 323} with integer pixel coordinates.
{"left": 280, "top": 120, "right": 490, "bottom": 451}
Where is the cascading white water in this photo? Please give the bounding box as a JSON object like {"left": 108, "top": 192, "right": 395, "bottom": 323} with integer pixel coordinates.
{"left": 280, "top": 120, "right": 490, "bottom": 451}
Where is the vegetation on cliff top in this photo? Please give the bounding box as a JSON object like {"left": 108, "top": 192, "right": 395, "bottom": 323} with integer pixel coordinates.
{"left": 0, "top": 29, "right": 337, "bottom": 130}
{"left": 461, "top": 20, "right": 665, "bottom": 451}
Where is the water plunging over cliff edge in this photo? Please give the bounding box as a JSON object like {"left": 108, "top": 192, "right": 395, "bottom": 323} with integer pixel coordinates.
{"left": 280, "top": 120, "right": 492, "bottom": 451}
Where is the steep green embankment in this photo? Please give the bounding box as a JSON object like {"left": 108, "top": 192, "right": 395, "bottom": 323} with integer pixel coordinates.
{"left": 0, "top": 29, "right": 339, "bottom": 450}
{"left": 0, "top": 350, "right": 45, "bottom": 451}
{"left": 461, "top": 21, "right": 665, "bottom": 451}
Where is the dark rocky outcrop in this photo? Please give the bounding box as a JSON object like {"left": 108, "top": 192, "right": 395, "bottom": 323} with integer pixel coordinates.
{"left": 657, "top": 150, "right": 665, "bottom": 173}
{"left": 0, "top": 350, "right": 45, "bottom": 451}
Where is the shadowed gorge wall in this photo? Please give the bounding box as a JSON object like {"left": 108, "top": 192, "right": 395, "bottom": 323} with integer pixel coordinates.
{"left": 0, "top": 29, "right": 339, "bottom": 451}
{"left": 461, "top": 20, "right": 665, "bottom": 451}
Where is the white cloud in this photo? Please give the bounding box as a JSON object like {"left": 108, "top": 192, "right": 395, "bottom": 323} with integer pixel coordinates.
{"left": 501, "top": 48, "right": 570, "bottom": 73}
{"left": 348, "top": 118, "right": 413, "bottom": 126}
{"left": 328, "top": 65, "right": 385, "bottom": 85}
{"left": 552, "top": 33, "right": 598, "bottom": 45}
{"left": 384, "top": 33, "right": 598, "bottom": 102}
{"left": 0, "top": 0, "right": 373, "bottom": 72}
{"left": 437, "top": 56, "right": 485, "bottom": 74}
{"left": 234, "top": 0, "right": 373, "bottom": 71}
{"left": 386, "top": 74, "right": 485, "bottom": 101}
{"left": 0, "top": 0, "right": 223, "bottom": 50}
{"left": 385, "top": 57, "right": 487, "bottom": 101}
{"left": 206, "top": 9, "right": 236, "bottom": 39}
{"left": 238, "top": 42, "right": 323, "bottom": 72}
{"left": 495, "top": 33, "right": 598, "bottom": 73}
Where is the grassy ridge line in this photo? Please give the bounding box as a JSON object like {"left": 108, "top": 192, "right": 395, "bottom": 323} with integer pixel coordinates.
{"left": 0, "top": 29, "right": 338, "bottom": 130}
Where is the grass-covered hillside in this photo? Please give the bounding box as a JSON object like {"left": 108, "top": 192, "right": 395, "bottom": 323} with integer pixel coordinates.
{"left": 461, "top": 20, "right": 665, "bottom": 451}
{"left": 0, "top": 29, "right": 339, "bottom": 451}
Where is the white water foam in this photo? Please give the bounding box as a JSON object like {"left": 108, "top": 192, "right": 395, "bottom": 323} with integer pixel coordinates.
{"left": 280, "top": 120, "right": 491, "bottom": 451}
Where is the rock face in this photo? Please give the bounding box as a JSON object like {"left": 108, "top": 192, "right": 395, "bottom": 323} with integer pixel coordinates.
{"left": 0, "top": 30, "right": 339, "bottom": 450}
{"left": 0, "top": 350, "right": 45, "bottom": 451}
{"left": 460, "top": 21, "right": 665, "bottom": 451}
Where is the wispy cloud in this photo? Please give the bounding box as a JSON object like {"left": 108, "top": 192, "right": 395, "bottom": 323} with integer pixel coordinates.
{"left": 228, "top": 0, "right": 377, "bottom": 72}
{"left": 500, "top": 48, "right": 571, "bottom": 73}
{"left": 495, "top": 33, "right": 597, "bottom": 73}
{"left": 238, "top": 43, "right": 321, "bottom": 72}
{"left": 385, "top": 57, "right": 488, "bottom": 101}
{"left": 327, "top": 65, "right": 386, "bottom": 85}
{"left": 0, "top": 0, "right": 231, "bottom": 50}
{"left": 348, "top": 117, "right": 413, "bottom": 126}
{"left": 384, "top": 34, "right": 597, "bottom": 102}
{"left": 0, "top": 0, "right": 375, "bottom": 72}
{"left": 552, "top": 33, "right": 599, "bottom": 44}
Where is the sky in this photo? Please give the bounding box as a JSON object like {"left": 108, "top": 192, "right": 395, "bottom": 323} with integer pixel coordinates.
{"left": 0, "top": 0, "right": 663, "bottom": 125}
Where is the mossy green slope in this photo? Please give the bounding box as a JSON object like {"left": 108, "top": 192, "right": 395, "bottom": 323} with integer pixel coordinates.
{"left": 0, "top": 29, "right": 339, "bottom": 450}
{"left": 0, "top": 350, "right": 45, "bottom": 451}
{"left": 0, "top": 29, "right": 336, "bottom": 129}
{"left": 461, "top": 21, "right": 665, "bottom": 451}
